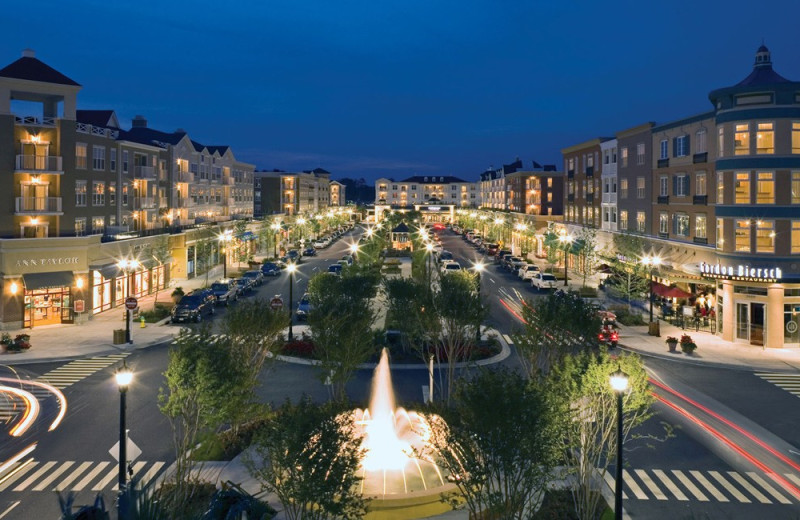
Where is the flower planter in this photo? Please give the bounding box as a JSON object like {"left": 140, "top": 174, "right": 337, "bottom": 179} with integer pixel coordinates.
{"left": 667, "top": 341, "right": 678, "bottom": 353}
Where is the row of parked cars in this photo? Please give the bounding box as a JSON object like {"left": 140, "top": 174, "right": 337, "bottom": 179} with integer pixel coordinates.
{"left": 313, "top": 224, "right": 354, "bottom": 250}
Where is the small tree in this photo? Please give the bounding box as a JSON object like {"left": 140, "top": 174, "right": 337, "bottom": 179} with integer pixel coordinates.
{"left": 605, "top": 233, "right": 650, "bottom": 311}
{"left": 542, "top": 229, "right": 562, "bottom": 271}
{"left": 245, "top": 397, "right": 366, "bottom": 520}
{"left": 426, "top": 368, "right": 561, "bottom": 519}
{"left": 383, "top": 277, "right": 440, "bottom": 361}
{"left": 574, "top": 227, "right": 598, "bottom": 287}
{"left": 144, "top": 235, "right": 172, "bottom": 305}
{"left": 194, "top": 237, "right": 215, "bottom": 286}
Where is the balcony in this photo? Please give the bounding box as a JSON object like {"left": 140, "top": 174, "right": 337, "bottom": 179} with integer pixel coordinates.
{"left": 15, "top": 115, "right": 56, "bottom": 127}
{"left": 176, "top": 171, "right": 194, "bottom": 183}
{"left": 135, "top": 197, "right": 156, "bottom": 209}
{"left": 15, "top": 155, "right": 63, "bottom": 173}
{"left": 586, "top": 166, "right": 594, "bottom": 177}
{"left": 657, "top": 158, "right": 669, "bottom": 168}
{"left": 693, "top": 152, "right": 708, "bottom": 164}
{"left": 657, "top": 195, "right": 670, "bottom": 204}
{"left": 134, "top": 166, "right": 156, "bottom": 180}
{"left": 693, "top": 237, "right": 708, "bottom": 245}
{"left": 693, "top": 195, "right": 708, "bottom": 205}
{"left": 658, "top": 232, "right": 669, "bottom": 239}
{"left": 223, "top": 176, "right": 235, "bottom": 186}
{"left": 15, "top": 197, "right": 62, "bottom": 214}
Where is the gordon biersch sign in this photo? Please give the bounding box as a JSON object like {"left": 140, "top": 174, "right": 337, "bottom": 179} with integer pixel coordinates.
{"left": 699, "top": 262, "right": 782, "bottom": 282}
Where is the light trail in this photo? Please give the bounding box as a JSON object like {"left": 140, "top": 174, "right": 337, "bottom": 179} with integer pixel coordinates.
{"left": 0, "top": 386, "right": 38, "bottom": 437}
{"left": 0, "top": 443, "right": 37, "bottom": 483}
{"left": 0, "top": 377, "right": 68, "bottom": 431}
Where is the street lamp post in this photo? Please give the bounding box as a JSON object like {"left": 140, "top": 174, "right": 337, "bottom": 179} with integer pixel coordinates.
{"left": 559, "top": 234, "right": 573, "bottom": 287}
{"left": 287, "top": 262, "right": 296, "bottom": 341}
{"left": 219, "top": 230, "right": 233, "bottom": 279}
{"left": 117, "top": 259, "right": 140, "bottom": 344}
{"left": 425, "top": 242, "right": 434, "bottom": 287}
{"left": 115, "top": 362, "right": 133, "bottom": 520}
{"left": 610, "top": 367, "right": 629, "bottom": 520}
{"left": 642, "top": 255, "right": 662, "bottom": 335}
{"left": 473, "top": 262, "right": 484, "bottom": 343}
{"left": 271, "top": 222, "right": 281, "bottom": 259}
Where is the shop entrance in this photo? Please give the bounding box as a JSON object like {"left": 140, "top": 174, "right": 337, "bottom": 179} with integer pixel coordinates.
{"left": 24, "top": 287, "right": 73, "bottom": 328}
{"left": 735, "top": 301, "right": 765, "bottom": 346}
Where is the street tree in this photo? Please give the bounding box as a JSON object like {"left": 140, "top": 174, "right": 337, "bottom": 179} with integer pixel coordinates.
{"left": 383, "top": 277, "right": 440, "bottom": 361}
{"left": 513, "top": 290, "right": 601, "bottom": 379}
{"left": 542, "top": 229, "right": 562, "bottom": 271}
{"left": 575, "top": 227, "right": 598, "bottom": 287}
{"left": 547, "top": 351, "right": 658, "bottom": 520}
{"left": 425, "top": 368, "right": 562, "bottom": 519}
{"left": 143, "top": 234, "right": 172, "bottom": 305}
{"left": 604, "top": 233, "right": 650, "bottom": 311}
{"left": 245, "top": 396, "right": 366, "bottom": 520}
{"left": 194, "top": 237, "right": 215, "bottom": 286}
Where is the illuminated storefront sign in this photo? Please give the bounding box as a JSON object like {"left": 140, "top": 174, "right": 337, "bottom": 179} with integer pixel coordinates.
{"left": 15, "top": 257, "right": 80, "bottom": 269}
{"left": 699, "top": 262, "right": 782, "bottom": 282}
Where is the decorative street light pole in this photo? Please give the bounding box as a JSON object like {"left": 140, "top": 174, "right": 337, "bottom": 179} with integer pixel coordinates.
{"left": 558, "top": 234, "right": 573, "bottom": 287}
{"left": 271, "top": 222, "right": 281, "bottom": 259}
{"left": 287, "top": 262, "right": 296, "bottom": 341}
{"left": 425, "top": 242, "right": 434, "bottom": 287}
{"left": 641, "top": 255, "right": 662, "bottom": 326}
{"left": 115, "top": 362, "right": 134, "bottom": 520}
{"left": 473, "top": 261, "right": 485, "bottom": 343}
{"left": 609, "top": 366, "right": 629, "bottom": 520}
{"left": 116, "top": 259, "right": 140, "bottom": 344}
{"left": 219, "top": 230, "right": 233, "bottom": 279}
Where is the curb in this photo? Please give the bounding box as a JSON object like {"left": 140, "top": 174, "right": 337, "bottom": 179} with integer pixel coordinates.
{"left": 618, "top": 342, "right": 800, "bottom": 374}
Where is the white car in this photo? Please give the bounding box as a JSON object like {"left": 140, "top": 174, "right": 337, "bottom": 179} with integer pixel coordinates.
{"left": 519, "top": 264, "right": 541, "bottom": 280}
{"left": 440, "top": 261, "right": 462, "bottom": 274}
{"left": 314, "top": 239, "right": 327, "bottom": 248}
{"left": 531, "top": 272, "right": 558, "bottom": 291}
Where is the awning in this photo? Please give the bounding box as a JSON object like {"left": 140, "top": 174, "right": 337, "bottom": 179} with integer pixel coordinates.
{"left": 92, "top": 263, "right": 122, "bottom": 280}
{"left": 22, "top": 271, "right": 74, "bottom": 290}
{"left": 651, "top": 281, "right": 692, "bottom": 299}
{"left": 238, "top": 231, "right": 256, "bottom": 241}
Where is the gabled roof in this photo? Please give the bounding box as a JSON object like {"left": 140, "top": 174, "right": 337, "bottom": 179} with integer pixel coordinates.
{"left": 391, "top": 222, "right": 410, "bottom": 233}
{"left": 303, "top": 168, "right": 331, "bottom": 175}
{"left": 0, "top": 55, "right": 80, "bottom": 86}
{"left": 206, "top": 145, "right": 230, "bottom": 155}
{"left": 117, "top": 126, "right": 187, "bottom": 148}
{"left": 76, "top": 110, "right": 119, "bottom": 128}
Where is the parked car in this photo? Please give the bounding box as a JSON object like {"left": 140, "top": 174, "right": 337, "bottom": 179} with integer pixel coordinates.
{"left": 303, "top": 247, "right": 317, "bottom": 257}
{"left": 494, "top": 250, "right": 512, "bottom": 264}
{"left": 597, "top": 326, "right": 619, "bottom": 348}
{"left": 261, "top": 262, "right": 281, "bottom": 276}
{"left": 501, "top": 255, "right": 521, "bottom": 270}
{"left": 486, "top": 243, "right": 500, "bottom": 256}
{"left": 286, "top": 250, "right": 300, "bottom": 262}
{"left": 341, "top": 255, "right": 353, "bottom": 265}
{"left": 531, "top": 272, "right": 558, "bottom": 291}
{"left": 437, "top": 251, "right": 454, "bottom": 263}
{"left": 440, "top": 261, "right": 462, "bottom": 274}
{"left": 242, "top": 270, "right": 264, "bottom": 287}
{"left": 210, "top": 280, "right": 239, "bottom": 306}
{"left": 171, "top": 293, "right": 215, "bottom": 323}
{"left": 313, "top": 239, "right": 327, "bottom": 249}
{"left": 519, "top": 264, "right": 541, "bottom": 280}
{"left": 328, "top": 263, "right": 343, "bottom": 275}
{"left": 508, "top": 257, "right": 527, "bottom": 274}
{"left": 296, "top": 293, "right": 312, "bottom": 321}
{"left": 233, "top": 277, "right": 254, "bottom": 294}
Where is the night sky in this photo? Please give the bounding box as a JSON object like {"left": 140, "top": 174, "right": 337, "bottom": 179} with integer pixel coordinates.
{"left": 5, "top": 1, "right": 799, "bottom": 182}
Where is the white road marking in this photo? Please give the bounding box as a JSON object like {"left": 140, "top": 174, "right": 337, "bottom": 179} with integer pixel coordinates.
{"left": 73, "top": 461, "right": 111, "bottom": 491}
{"left": 622, "top": 469, "right": 648, "bottom": 499}
{"left": 603, "top": 471, "right": 627, "bottom": 499}
{"left": 671, "top": 470, "right": 708, "bottom": 501}
{"left": 652, "top": 469, "right": 688, "bottom": 501}
{"left": 0, "top": 501, "right": 20, "bottom": 519}
{"left": 55, "top": 461, "right": 94, "bottom": 491}
{"left": 709, "top": 471, "right": 750, "bottom": 503}
{"left": 635, "top": 469, "right": 668, "bottom": 500}
{"left": 728, "top": 471, "right": 770, "bottom": 504}
{"left": 690, "top": 470, "right": 728, "bottom": 502}
{"left": 746, "top": 472, "right": 791, "bottom": 504}
{"left": 13, "top": 461, "right": 56, "bottom": 491}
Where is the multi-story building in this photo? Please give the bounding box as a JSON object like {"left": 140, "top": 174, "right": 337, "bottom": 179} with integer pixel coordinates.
{"left": 562, "top": 139, "right": 607, "bottom": 229}
{"left": 375, "top": 175, "right": 478, "bottom": 208}
{"left": 505, "top": 168, "right": 563, "bottom": 216}
{"left": 616, "top": 123, "right": 654, "bottom": 235}
{"left": 329, "top": 180, "right": 345, "bottom": 206}
{"left": 478, "top": 158, "right": 523, "bottom": 209}
{"left": 254, "top": 168, "right": 334, "bottom": 216}
{"left": 600, "top": 139, "right": 618, "bottom": 231}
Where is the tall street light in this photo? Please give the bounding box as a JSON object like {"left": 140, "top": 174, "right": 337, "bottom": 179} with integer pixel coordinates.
{"left": 271, "top": 222, "right": 281, "bottom": 258}
{"left": 287, "top": 262, "right": 296, "bottom": 341}
{"left": 558, "top": 234, "right": 573, "bottom": 287}
{"left": 610, "top": 366, "right": 629, "bottom": 520}
{"left": 425, "top": 242, "right": 434, "bottom": 287}
{"left": 219, "top": 229, "right": 233, "bottom": 279}
{"left": 116, "top": 258, "right": 140, "bottom": 344}
{"left": 473, "top": 261, "right": 485, "bottom": 343}
{"left": 115, "top": 362, "right": 133, "bottom": 520}
{"left": 641, "top": 255, "right": 662, "bottom": 330}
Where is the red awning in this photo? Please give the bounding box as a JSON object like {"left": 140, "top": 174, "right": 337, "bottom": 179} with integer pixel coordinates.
{"left": 651, "top": 281, "right": 691, "bottom": 298}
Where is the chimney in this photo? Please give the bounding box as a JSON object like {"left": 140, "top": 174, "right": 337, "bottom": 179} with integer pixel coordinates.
{"left": 22, "top": 49, "right": 35, "bottom": 58}
{"left": 132, "top": 115, "right": 148, "bottom": 128}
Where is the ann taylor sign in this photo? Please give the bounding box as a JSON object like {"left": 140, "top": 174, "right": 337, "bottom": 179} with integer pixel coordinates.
{"left": 699, "top": 262, "right": 782, "bottom": 282}
{"left": 16, "top": 257, "right": 80, "bottom": 269}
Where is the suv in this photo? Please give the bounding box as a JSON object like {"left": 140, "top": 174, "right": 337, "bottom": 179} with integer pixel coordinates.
{"left": 531, "top": 272, "right": 558, "bottom": 291}
{"left": 233, "top": 277, "right": 254, "bottom": 295}
{"left": 211, "top": 280, "right": 239, "bottom": 306}
{"left": 494, "top": 250, "right": 512, "bottom": 264}
{"left": 508, "top": 257, "right": 527, "bottom": 274}
{"left": 486, "top": 243, "right": 500, "bottom": 256}
{"left": 171, "top": 292, "right": 215, "bottom": 323}
{"left": 261, "top": 262, "right": 280, "bottom": 277}
{"left": 242, "top": 270, "right": 264, "bottom": 287}
{"left": 296, "top": 293, "right": 312, "bottom": 321}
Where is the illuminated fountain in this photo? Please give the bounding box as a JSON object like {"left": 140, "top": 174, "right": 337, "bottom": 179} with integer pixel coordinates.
{"left": 351, "top": 349, "right": 458, "bottom": 519}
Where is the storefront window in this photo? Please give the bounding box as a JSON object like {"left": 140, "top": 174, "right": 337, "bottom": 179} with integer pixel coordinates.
{"left": 734, "top": 172, "right": 750, "bottom": 204}
{"left": 785, "top": 304, "right": 800, "bottom": 344}
{"left": 92, "top": 271, "right": 111, "bottom": 314}
{"left": 734, "top": 124, "right": 750, "bottom": 155}
{"left": 755, "top": 220, "right": 774, "bottom": 253}
{"left": 756, "top": 123, "right": 774, "bottom": 154}
{"left": 735, "top": 219, "right": 751, "bottom": 252}
{"left": 756, "top": 172, "right": 774, "bottom": 204}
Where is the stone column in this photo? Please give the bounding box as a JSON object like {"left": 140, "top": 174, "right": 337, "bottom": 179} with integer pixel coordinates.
{"left": 767, "top": 285, "right": 784, "bottom": 348}
{"left": 722, "top": 280, "right": 734, "bottom": 342}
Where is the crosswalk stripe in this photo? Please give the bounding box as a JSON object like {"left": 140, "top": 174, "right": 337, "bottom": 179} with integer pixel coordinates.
{"left": 690, "top": 470, "right": 728, "bottom": 502}
{"left": 0, "top": 462, "right": 29, "bottom": 491}
{"left": 635, "top": 469, "right": 668, "bottom": 500}
{"left": 754, "top": 373, "right": 800, "bottom": 398}
{"left": 785, "top": 473, "right": 800, "bottom": 488}
{"left": 709, "top": 471, "right": 750, "bottom": 503}
{"left": 728, "top": 471, "right": 771, "bottom": 504}
{"left": 92, "top": 466, "right": 120, "bottom": 491}
{"left": 502, "top": 334, "right": 513, "bottom": 345}
{"left": 139, "top": 462, "right": 165, "bottom": 488}
{"left": 13, "top": 461, "right": 56, "bottom": 491}
{"left": 672, "top": 470, "right": 708, "bottom": 501}
{"left": 0, "top": 501, "right": 20, "bottom": 519}
{"left": 653, "top": 469, "right": 688, "bottom": 501}
{"left": 32, "top": 461, "right": 74, "bottom": 491}
{"left": 603, "top": 472, "right": 627, "bottom": 499}
{"left": 112, "top": 461, "right": 147, "bottom": 491}
{"left": 55, "top": 461, "right": 94, "bottom": 491}
{"left": 74, "top": 462, "right": 110, "bottom": 491}
{"left": 746, "top": 472, "right": 791, "bottom": 504}
{"left": 622, "top": 470, "right": 648, "bottom": 499}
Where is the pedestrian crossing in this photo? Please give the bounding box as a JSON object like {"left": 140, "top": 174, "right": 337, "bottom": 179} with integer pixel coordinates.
{"left": 754, "top": 372, "right": 800, "bottom": 398}
{"left": 0, "top": 459, "right": 167, "bottom": 493}
{"left": 604, "top": 468, "right": 799, "bottom": 504}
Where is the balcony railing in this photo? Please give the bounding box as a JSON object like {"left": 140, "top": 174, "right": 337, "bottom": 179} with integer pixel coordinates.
{"left": 693, "top": 195, "right": 708, "bottom": 205}
{"left": 693, "top": 237, "right": 708, "bottom": 245}
{"left": 176, "top": 171, "right": 194, "bottom": 183}
{"left": 134, "top": 165, "right": 156, "bottom": 179}
{"left": 135, "top": 197, "right": 156, "bottom": 209}
{"left": 657, "top": 195, "right": 670, "bottom": 204}
{"left": 657, "top": 158, "right": 669, "bottom": 168}
{"left": 15, "top": 115, "right": 56, "bottom": 127}
{"left": 658, "top": 232, "right": 669, "bottom": 239}
{"left": 15, "top": 155, "right": 63, "bottom": 172}
{"left": 693, "top": 152, "right": 708, "bottom": 164}
{"left": 15, "top": 197, "right": 62, "bottom": 214}
{"left": 602, "top": 193, "right": 617, "bottom": 204}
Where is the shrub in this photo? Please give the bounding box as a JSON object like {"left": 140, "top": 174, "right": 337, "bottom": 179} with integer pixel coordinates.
{"left": 140, "top": 303, "right": 172, "bottom": 323}
{"left": 281, "top": 339, "right": 315, "bottom": 358}
{"left": 578, "top": 287, "right": 598, "bottom": 298}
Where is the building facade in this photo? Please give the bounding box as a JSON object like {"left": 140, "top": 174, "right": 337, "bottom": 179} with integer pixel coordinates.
{"left": 254, "top": 168, "right": 335, "bottom": 216}
{"left": 505, "top": 169, "right": 564, "bottom": 216}
{"left": 375, "top": 175, "right": 478, "bottom": 208}
{"left": 616, "top": 123, "right": 654, "bottom": 235}
{"left": 562, "top": 139, "right": 607, "bottom": 229}
{"left": 600, "top": 139, "right": 618, "bottom": 231}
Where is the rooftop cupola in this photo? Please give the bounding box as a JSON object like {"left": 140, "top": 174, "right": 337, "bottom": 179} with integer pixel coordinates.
{"left": 754, "top": 44, "right": 772, "bottom": 67}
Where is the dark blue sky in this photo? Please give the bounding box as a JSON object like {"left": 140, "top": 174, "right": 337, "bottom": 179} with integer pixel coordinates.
{"left": 6, "top": 1, "right": 799, "bottom": 182}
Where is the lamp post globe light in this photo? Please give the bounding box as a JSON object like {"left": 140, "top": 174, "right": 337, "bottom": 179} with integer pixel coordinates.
{"left": 115, "top": 362, "right": 134, "bottom": 520}
{"left": 116, "top": 258, "right": 140, "bottom": 344}
{"left": 609, "top": 366, "right": 630, "bottom": 520}
{"left": 642, "top": 255, "right": 662, "bottom": 334}
{"left": 558, "top": 234, "right": 573, "bottom": 287}
{"left": 287, "top": 262, "right": 296, "bottom": 341}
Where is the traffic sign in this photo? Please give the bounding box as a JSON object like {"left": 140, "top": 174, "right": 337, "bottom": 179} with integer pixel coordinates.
{"left": 109, "top": 435, "right": 142, "bottom": 462}
{"left": 270, "top": 297, "right": 283, "bottom": 310}
{"left": 125, "top": 297, "right": 138, "bottom": 310}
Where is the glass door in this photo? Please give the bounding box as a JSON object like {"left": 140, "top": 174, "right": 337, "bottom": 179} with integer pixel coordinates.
{"left": 736, "top": 302, "right": 749, "bottom": 341}
{"left": 750, "top": 303, "right": 765, "bottom": 346}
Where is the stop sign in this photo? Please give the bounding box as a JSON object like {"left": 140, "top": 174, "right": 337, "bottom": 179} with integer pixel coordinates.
{"left": 125, "top": 297, "right": 138, "bottom": 310}
{"left": 270, "top": 297, "right": 283, "bottom": 310}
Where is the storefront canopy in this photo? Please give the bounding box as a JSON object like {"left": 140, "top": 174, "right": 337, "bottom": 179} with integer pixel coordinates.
{"left": 23, "top": 271, "right": 74, "bottom": 290}
{"left": 651, "top": 281, "right": 692, "bottom": 299}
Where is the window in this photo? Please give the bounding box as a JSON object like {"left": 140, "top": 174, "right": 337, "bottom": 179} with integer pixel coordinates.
{"left": 793, "top": 123, "right": 800, "bottom": 154}
{"left": 793, "top": 221, "right": 800, "bottom": 254}
{"left": 637, "top": 212, "right": 646, "bottom": 233}
{"left": 92, "top": 146, "right": 105, "bottom": 170}
{"left": 793, "top": 172, "right": 800, "bottom": 203}
{"left": 92, "top": 216, "right": 105, "bottom": 235}
{"left": 110, "top": 149, "right": 117, "bottom": 172}
{"left": 717, "top": 172, "right": 725, "bottom": 203}
{"left": 636, "top": 143, "right": 645, "bottom": 165}
{"left": 620, "top": 178, "right": 628, "bottom": 198}
{"left": 675, "top": 135, "right": 689, "bottom": 157}
{"left": 568, "top": 158, "right": 575, "bottom": 171}
{"left": 696, "top": 129, "right": 707, "bottom": 154}
{"left": 621, "top": 147, "right": 628, "bottom": 167}
{"left": 547, "top": 178, "right": 553, "bottom": 187}
{"left": 547, "top": 192, "right": 552, "bottom": 202}
{"left": 735, "top": 219, "right": 751, "bottom": 252}
{"left": 587, "top": 154, "right": 594, "bottom": 168}
{"left": 75, "top": 180, "right": 87, "bottom": 206}
{"left": 660, "top": 139, "right": 668, "bottom": 159}
{"left": 696, "top": 172, "right": 707, "bottom": 196}
{"left": 756, "top": 123, "right": 774, "bottom": 154}
{"left": 696, "top": 214, "right": 707, "bottom": 239}
{"left": 674, "top": 174, "right": 689, "bottom": 197}
{"left": 74, "top": 218, "right": 86, "bottom": 237}
{"left": 659, "top": 212, "right": 669, "bottom": 234}
{"left": 718, "top": 127, "right": 724, "bottom": 157}
{"left": 734, "top": 172, "right": 750, "bottom": 204}
{"left": 756, "top": 220, "right": 775, "bottom": 253}
{"left": 756, "top": 172, "right": 774, "bottom": 204}
{"left": 674, "top": 213, "right": 689, "bottom": 236}
{"left": 659, "top": 176, "right": 668, "bottom": 197}
{"left": 122, "top": 184, "right": 129, "bottom": 205}
{"left": 92, "top": 181, "right": 105, "bottom": 206}
{"left": 716, "top": 218, "right": 724, "bottom": 249}
{"left": 636, "top": 177, "right": 645, "bottom": 198}
{"left": 75, "top": 143, "right": 87, "bottom": 169}
{"left": 109, "top": 182, "right": 116, "bottom": 205}
{"left": 734, "top": 124, "right": 750, "bottom": 155}
{"left": 122, "top": 150, "right": 129, "bottom": 173}
{"left": 620, "top": 210, "right": 628, "bottom": 230}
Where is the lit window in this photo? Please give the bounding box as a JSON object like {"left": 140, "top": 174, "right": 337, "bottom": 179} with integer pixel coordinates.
{"left": 696, "top": 172, "right": 707, "bottom": 196}
{"left": 637, "top": 177, "right": 645, "bottom": 198}
{"left": 793, "top": 221, "right": 800, "bottom": 254}
{"left": 620, "top": 179, "right": 628, "bottom": 198}
{"left": 675, "top": 213, "right": 689, "bottom": 236}
{"left": 734, "top": 172, "right": 750, "bottom": 204}
{"left": 756, "top": 172, "right": 774, "bottom": 204}
{"left": 659, "top": 212, "right": 669, "bottom": 234}
{"left": 695, "top": 214, "right": 707, "bottom": 239}
{"left": 717, "top": 172, "right": 725, "bottom": 204}
{"left": 716, "top": 218, "right": 724, "bottom": 250}
{"left": 735, "top": 219, "right": 751, "bottom": 252}
{"left": 637, "top": 212, "right": 646, "bottom": 233}
{"left": 756, "top": 220, "right": 775, "bottom": 253}
{"left": 696, "top": 129, "right": 707, "bottom": 154}
{"left": 637, "top": 143, "right": 645, "bottom": 165}
{"left": 75, "top": 143, "right": 88, "bottom": 169}
{"left": 659, "top": 176, "right": 668, "bottom": 197}
{"left": 793, "top": 172, "right": 800, "bottom": 204}
{"left": 793, "top": 123, "right": 800, "bottom": 154}
{"left": 718, "top": 127, "right": 724, "bottom": 157}
{"left": 756, "top": 123, "right": 774, "bottom": 154}
{"left": 734, "top": 124, "right": 750, "bottom": 155}
{"left": 75, "top": 180, "right": 87, "bottom": 206}
{"left": 621, "top": 147, "right": 628, "bottom": 167}
{"left": 620, "top": 210, "right": 628, "bottom": 230}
